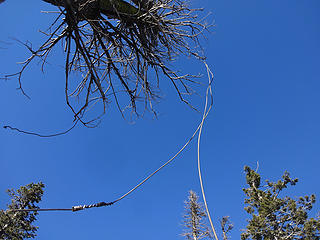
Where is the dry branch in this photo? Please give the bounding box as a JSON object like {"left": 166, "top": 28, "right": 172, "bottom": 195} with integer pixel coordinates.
{"left": 7, "top": 0, "right": 209, "bottom": 125}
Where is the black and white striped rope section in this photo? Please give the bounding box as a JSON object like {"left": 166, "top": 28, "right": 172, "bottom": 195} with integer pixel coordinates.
{"left": 8, "top": 201, "right": 116, "bottom": 212}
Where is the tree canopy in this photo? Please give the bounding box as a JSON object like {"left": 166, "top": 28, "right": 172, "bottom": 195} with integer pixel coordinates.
{"left": 0, "top": 183, "right": 45, "bottom": 239}
{"left": 242, "top": 166, "right": 320, "bottom": 240}
{"left": 2, "top": 168, "right": 319, "bottom": 239}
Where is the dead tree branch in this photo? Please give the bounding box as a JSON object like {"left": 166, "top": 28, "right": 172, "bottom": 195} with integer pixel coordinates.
{"left": 7, "top": 0, "right": 210, "bottom": 125}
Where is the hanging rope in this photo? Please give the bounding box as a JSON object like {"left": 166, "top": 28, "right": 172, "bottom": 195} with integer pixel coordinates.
{"left": 197, "top": 62, "right": 219, "bottom": 240}
{"left": 8, "top": 62, "right": 215, "bottom": 221}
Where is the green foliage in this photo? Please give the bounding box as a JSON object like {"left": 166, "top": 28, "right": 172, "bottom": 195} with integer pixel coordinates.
{"left": 0, "top": 182, "right": 45, "bottom": 240}
{"left": 241, "top": 166, "right": 320, "bottom": 240}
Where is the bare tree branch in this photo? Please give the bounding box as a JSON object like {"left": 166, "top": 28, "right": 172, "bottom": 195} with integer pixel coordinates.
{"left": 6, "top": 0, "right": 210, "bottom": 125}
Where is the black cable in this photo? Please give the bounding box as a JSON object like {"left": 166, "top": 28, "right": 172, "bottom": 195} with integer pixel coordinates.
{"left": 3, "top": 120, "right": 78, "bottom": 138}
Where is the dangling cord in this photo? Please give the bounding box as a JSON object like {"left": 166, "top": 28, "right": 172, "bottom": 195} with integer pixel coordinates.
{"left": 8, "top": 62, "right": 215, "bottom": 214}
{"left": 197, "top": 62, "right": 219, "bottom": 240}
{"left": 3, "top": 120, "right": 79, "bottom": 138}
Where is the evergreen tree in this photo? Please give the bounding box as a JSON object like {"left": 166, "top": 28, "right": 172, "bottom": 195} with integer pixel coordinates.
{"left": 0, "top": 182, "right": 45, "bottom": 239}
{"left": 242, "top": 166, "right": 320, "bottom": 240}
{"left": 182, "top": 190, "right": 213, "bottom": 240}
{"left": 183, "top": 168, "right": 319, "bottom": 240}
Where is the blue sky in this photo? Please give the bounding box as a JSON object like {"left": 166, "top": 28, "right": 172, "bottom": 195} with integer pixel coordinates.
{"left": 1, "top": 0, "right": 319, "bottom": 239}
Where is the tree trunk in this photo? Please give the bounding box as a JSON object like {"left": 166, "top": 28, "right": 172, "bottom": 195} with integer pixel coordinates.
{"left": 42, "top": 0, "right": 140, "bottom": 20}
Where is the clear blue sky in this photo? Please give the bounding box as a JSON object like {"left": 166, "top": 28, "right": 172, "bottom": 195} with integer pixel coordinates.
{"left": 1, "top": 0, "right": 319, "bottom": 239}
